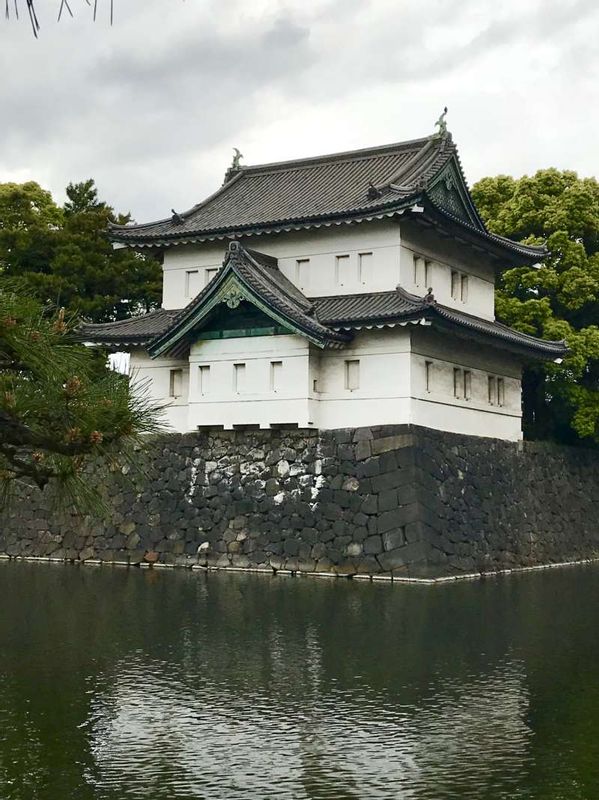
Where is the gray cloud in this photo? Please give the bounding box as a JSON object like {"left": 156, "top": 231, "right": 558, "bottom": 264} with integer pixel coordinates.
{"left": 1, "top": 0, "right": 598, "bottom": 221}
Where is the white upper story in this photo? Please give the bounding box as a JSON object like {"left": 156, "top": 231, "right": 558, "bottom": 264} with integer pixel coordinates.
{"left": 161, "top": 218, "right": 496, "bottom": 321}
{"left": 88, "top": 126, "right": 565, "bottom": 441}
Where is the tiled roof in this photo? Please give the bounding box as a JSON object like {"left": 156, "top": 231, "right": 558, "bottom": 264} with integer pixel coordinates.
{"left": 78, "top": 308, "right": 178, "bottom": 346}
{"left": 109, "top": 132, "right": 545, "bottom": 264}
{"left": 314, "top": 288, "right": 567, "bottom": 359}
{"left": 110, "top": 135, "right": 449, "bottom": 244}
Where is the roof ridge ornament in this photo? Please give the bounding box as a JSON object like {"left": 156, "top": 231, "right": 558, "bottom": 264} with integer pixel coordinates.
{"left": 434, "top": 107, "right": 448, "bottom": 138}
{"left": 231, "top": 147, "right": 243, "bottom": 169}
{"left": 223, "top": 148, "right": 245, "bottom": 184}
{"left": 424, "top": 288, "right": 436, "bottom": 304}
{"left": 171, "top": 209, "right": 184, "bottom": 224}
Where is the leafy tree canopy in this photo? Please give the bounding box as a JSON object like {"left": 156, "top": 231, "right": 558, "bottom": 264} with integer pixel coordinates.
{"left": 472, "top": 169, "right": 599, "bottom": 444}
{"left": 0, "top": 282, "right": 163, "bottom": 509}
{"left": 0, "top": 179, "right": 162, "bottom": 323}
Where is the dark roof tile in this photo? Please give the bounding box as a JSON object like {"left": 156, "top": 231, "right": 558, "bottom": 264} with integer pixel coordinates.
{"left": 78, "top": 308, "right": 177, "bottom": 346}
{"left": 110, "top": 136, "right": 454, "bottom": 244}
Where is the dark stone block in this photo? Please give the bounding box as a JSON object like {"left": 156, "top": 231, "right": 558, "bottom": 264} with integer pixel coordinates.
{"left": 360, "top": 495, "right": 378, "bottom": 515}
{"left": 377, "top": 542, "right": 422, "bottom": 571}
{"left": 378, "top": 489, "right": 398, "bottom": 513}
{"left": 283, "top": 539, "right": 300, "bottom": 556}
{"left": 371, "top": 470, "right": 411, "bottom": 494}
{"left": 354, "top": 440, "right": 372, "bottom": 461}
{"left": 382, "top": 529, "right": 406, "bottom": 551}
{"left": 364, "top": 535, "right": 383, "bottom": 555}
{"left": 5, "top": 426, "right": 599, "bottom": 581}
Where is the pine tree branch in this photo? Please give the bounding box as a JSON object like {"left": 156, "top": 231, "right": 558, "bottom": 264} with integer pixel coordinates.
{"left": 0, "top": 442, "right": 54, "bottom": 488}
{"left": 0, "top": 409, "right": 122, "bottom": 456}
{"left": 5, "top": 0, "right": 115, "bottom": 34}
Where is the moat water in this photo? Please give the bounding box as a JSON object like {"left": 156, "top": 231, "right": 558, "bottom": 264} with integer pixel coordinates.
{"left": 1, "top": 561, "right": 598, "bottom": 799}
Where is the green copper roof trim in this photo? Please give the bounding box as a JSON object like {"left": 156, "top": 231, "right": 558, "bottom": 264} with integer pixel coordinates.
{"left": 427, "top": 155, "right": 484, "bottom": 230}
{"left": 195, "top": 325, "right": 291, "bottom": 340}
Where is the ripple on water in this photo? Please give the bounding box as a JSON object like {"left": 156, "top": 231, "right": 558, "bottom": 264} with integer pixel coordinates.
{"left": 84, "top": 654, "right": 532, "bottom": 799}
{"left": 2, "top": 563, "right": 599, "bottom": 800}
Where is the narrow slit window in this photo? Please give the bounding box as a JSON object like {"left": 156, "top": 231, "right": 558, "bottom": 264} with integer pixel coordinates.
{"left": 451, "top": 270, "right": 460, "bottom": 300}
{"left": 205, "top": 267, "right": 219, "bottom": 286}
{"left": 233, "top": 363, "right": 246, "bottom": 393}
{"left": 413, "top": 255, "right": 424, "bottom": 286}
{"left": 497, "top": 377, "right": 505, "bottom": 407}
{"left": 453, "top": 367, "right": 462, "bottom": 399}
{"left": 335, "top": 254, "right": 350, "bottom": 285}
{"left": 463, "top": 370, "right": 472, "bottom": 400}
{"left": 270, "top": 361, "right": 283, "bottom": 392}
{"left": 425, "top": 360, "right": 433, "bottom": 393}
{"left": 488, "top": 375, "right": 496, "bottom": 405}
{"left": 198, "top": 365, "right": 210, "bottom": 395}
{"left": 424, "top": 260, "right": 432, "bottom": 290}
{"left": 313, "top": 378, "right": 319, "bottom": 393}
{"left": 345, "top": 359, "right": 360, "bottom": 391}
{"left": 185, "top": 270, "right": 201, "bottom": 298}
{"left": 461, "top": 274, "right": 469, "bottom": 302}
{"left": 358, "top": 252, "right": 372, "bottom": 284}
{"left": 295, "top": 259, "right": 310, "bottom": 289}
{"left": 169, "top": 369, "right": 183, "bottom": 398}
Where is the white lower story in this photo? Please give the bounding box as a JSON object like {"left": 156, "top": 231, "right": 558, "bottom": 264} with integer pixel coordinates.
{"left": 129, "top": 326, "right": 524, "bottom": 441}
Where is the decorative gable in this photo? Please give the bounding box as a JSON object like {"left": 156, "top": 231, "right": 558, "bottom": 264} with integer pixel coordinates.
{"left": 149, "top": 243, "right": 350, "bottom": 358}
{"left": 426, "top": 157, "right": 484, "bottom": 229}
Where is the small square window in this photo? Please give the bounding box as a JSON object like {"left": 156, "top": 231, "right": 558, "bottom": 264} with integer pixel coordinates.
{"left": 424, "top": 260, "right": 432, "bottom": 290}
{"left": 451, "top": 270, "right": 460, "bottom": 300}
{"left": 233, "top": 363, "right": 245, "bottom": 393}
{"left": 413, "top": 255, "right": 424, "bottom": 286}
{"left": 461, "top": 274, "right": 469, "bottom": 302}
{"left": 205, "top": 268, "right": 219, "bottom": 286}
{"left": 185, "top": 270, "right": 201, "bottom": 298}
{"left": 358, "top": 252, "right": 372, "bottom": 284}
{"left": 463, "top": 370, "right": 472, "bottom": 400}
{"left": 198, "top": 365, "right": 210, "bottom": 395}
{"left": 345, "top": 360, "right": 360, "bottom": 391}
{"left": 335, "top": 254, "right": 350, "bottom": 285}
{"left": 453, "top": 367, "right": 462, "bottom": 399}
{"left": 488, "top": 375, "right": 497, "bottom": 405}
{"left": 425, "top": 360, "right": 433, "bottom": 392}
{"left": 270, "top": 361, "right": 283, "bottom": 392}
{"left": 169, "top": 368, "right": 183, "bottom": 398}
{"left": 295, "top": 259, "right": 310, "bottom": 289}
{"left": 497, "top": 377, "right": 505, "bottom": 407}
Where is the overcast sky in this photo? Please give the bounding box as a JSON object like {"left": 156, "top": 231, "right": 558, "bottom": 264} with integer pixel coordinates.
{"left": 2, "top": 0, "right": 598, "bottom": 222}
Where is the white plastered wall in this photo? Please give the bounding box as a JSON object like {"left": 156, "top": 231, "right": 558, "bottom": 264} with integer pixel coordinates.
{"left": 129, "top": 324, "right": 524, "bottom": 440}
{"left": 314, "top": 328, "right": 413, "bottom": 429}
{"left": 187, "top": 334, "right": 316, "bottom": 429}
{"left": 160, "top": 219, "right": 403, "bottom": 309}
{"left": 409, "top": 326, "right": 523, "bottom": 440}
{"left": 400, "top": 221, "right": 497, "bottom": 320}
{"left": 161, "top": 217, "right": 498, "bottom": 325}
{"left": 129, "top": 348, "right": 190, "bottom": 432}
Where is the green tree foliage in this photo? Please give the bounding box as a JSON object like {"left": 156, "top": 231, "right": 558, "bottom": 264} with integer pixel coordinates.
{"left": 472, "top": 169, "right": 599, "bottom": 444}
{"left": 0, "top": 179, "right": 162, "bottom": 323}
{"left": 0, "top": 283, "right": 164, "bottom": 509}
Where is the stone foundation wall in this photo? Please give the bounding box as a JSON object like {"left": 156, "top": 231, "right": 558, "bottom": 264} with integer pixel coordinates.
{"left": 2, "top": 426, "right": 599, "bottom": 579}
